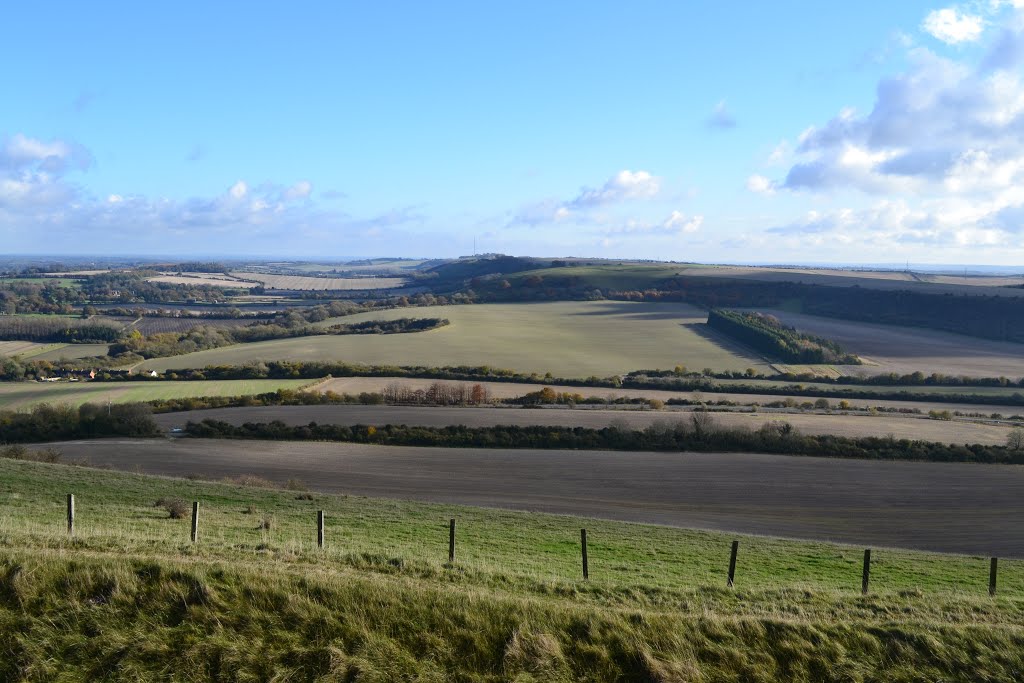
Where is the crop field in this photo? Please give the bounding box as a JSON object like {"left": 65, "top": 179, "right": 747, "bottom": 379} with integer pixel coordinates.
{"left": 151, "top": 403, "right": 1018, "bottom": 445}
{"left": 316, "top": 375, "right": 1024, "bottom": 416}
{"left": 0, "top": 379, "right": 312, "bottom": 411}
{"left": 140, "top": 301, "right": 771, "bottom": 376}
{"left": 145, "top": 272, "right": 257, "bottom": 288}
{"left": 27, "top": 343, "right": 111, "bottom": 361}
{"left": 0, "top": 341, "right": 109, "bottom": 362}
{"left": 229, "top": 272, "right": 408, "bottom": 290}
{"left": 756, "top": 309, "right": 1024, "bottom": 378}
{"left": 0, "top": 341, "right": 63, "bottom": 358}
{"left": 36, "top": 438, "right": 1024, "bottom": 556}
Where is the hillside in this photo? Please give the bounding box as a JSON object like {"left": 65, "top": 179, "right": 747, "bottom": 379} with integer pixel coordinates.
{"left": 2, "top": 458, "right": 1023, "bottom": 680}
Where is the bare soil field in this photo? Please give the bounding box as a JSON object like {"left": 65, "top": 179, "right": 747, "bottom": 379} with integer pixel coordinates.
{"left": 754, "top": 309, "right": 1024, "bottom": 378}
{"left": 229, "top": 272, "right": 407, "bottom": 290}
{"left": 317, "top": 376, "right": 1024, "bottom": 418}
{"left": 141, "top": 301, "right": 772, "bottom": 377}
{"left": 152, "top": 404, "right": 1016, "bottom": 445}
{"left": 45, "top": 438, "right": 1024, "bottom": 556}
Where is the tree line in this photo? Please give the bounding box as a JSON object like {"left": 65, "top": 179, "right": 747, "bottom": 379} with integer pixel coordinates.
{"left": 0, "top": 403, "right": 160, "bottom": 443}
{"left": 182, "top": 413, "right": 1024, "bottom": 464}
{"left": 706, "top": 309, "right": 860, "bottom": 364}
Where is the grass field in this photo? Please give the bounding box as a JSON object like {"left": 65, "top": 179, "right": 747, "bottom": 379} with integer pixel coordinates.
{"left": 230, "top": 272, "right": 408, "bottom": 290}
{"left": 0, "top": 379, "right": 313, "bottom": 411}
{"left": 2, "top": 458, "right": 1024, "bottom": 680}
{"left": 140, "top": 301, "right": 771, "bottom": 376}
{"left": 149, "top": 403, "right": 1019, "bottom": 446}
{"left": 757, "top": 309, "right": 1024, "bottom": 378}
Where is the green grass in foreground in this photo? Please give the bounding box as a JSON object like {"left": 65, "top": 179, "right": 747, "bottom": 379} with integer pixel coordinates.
{"left": 2, "top": 458, "right": 1024, "bottom": 680}
{"left": 0, "top": 378, "right": 315, "bottom": 411}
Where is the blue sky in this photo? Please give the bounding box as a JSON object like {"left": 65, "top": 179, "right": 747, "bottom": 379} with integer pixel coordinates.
{"left": 3, "top": 1, "right": 1024, "bottom": 264}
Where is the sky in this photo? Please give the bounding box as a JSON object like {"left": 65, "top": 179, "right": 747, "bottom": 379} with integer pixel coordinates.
{"left": 4, "top": 1, "right": 1024, "bottom": 264}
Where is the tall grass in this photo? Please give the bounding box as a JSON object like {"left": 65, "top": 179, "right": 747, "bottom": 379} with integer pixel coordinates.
{"left": 2, "top": 458, "right": 1024, "bottom": 680}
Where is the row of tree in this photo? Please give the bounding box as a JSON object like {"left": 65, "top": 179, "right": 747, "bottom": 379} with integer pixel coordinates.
{"left": 706, "top": 309, "right": 861, "bottom": 364}
{"left": 181, "top": 414, "right": 1024, "bottom": 464}
{"left": 0, "top": 402, "right": 160, "bottom": 443}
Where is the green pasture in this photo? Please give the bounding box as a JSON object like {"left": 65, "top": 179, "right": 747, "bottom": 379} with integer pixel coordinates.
{"left": 139, "top": 301, "right": 771, "bottom": 377}
{"left": 2, "top": 457, "right": 1023, "bottom": 680}
{"left": 1, "top": 457, "right": 1020, "bottom": 600}
{"left": 0, "top": 379, "right": 313, "bottom": 411}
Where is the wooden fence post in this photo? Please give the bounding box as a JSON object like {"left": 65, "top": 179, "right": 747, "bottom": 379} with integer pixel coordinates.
{"left": 66, "top": 494, "right": 74, "bottom": 536}
{"left": 727, "top": 540, "right": 739, "bottom": 587}
{"left": 448, "top": 518, "right": 456, "bottom": 563}
{"left": 580, "top": 529, "right": 589, "bottom": 580}
{"left": 317, "top": 510, "right": 325, "bottom": 549}
{"left": 190, "top": 501, "right": 199, "bottom": 543}
{"left": 861, "top": 549, "right": 871, "bottom": 595}
{"left": 990, "top": 557, "right": 998, "bottom": 596}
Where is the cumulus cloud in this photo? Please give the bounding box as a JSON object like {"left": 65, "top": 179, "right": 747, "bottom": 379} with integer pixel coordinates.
{"left": 0, "top": 131, "right": 428, "bottom": 254}
{"left": 922, "top": 7, "right": 985, "bottom": 44}
{"left": 662, "top": 210, "right": 703, "bottom": 233}
{"left": 746, "top": 10, "right": 1024, "bottom": 255}
{"left": 567, "top": 170, "right": 661, "bottom": 209}
{"left": 706, "top": 100, "right": 737, "bottom": 129}
{"left": 746, "top": 174, "right": 776, "bottom": 195}
{"left": 512, "top": 169, "right": 662, "bottom": 226}
{"left": 0, "top": 133, "right": 92, "bottom": 175}
{"left": 282, "top": 180, "right": 313, "bottom": 201}
{"left": 602, "top": 211, "right": 703, "bottom": 236}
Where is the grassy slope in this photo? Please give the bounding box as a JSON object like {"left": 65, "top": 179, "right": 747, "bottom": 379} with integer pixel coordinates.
{"left": 139, "top": 301, "right": 771, "bottom": 377}
{"left": 2, "top": 459, "right": 1024, "bottom": 680}
{"left": 0, "top": 379, "right": 313, "bottom": 411}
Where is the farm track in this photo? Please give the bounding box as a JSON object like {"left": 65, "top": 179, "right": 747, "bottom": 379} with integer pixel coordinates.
{"left": 46, "top": 438, "right": 1024, "bottom": 556}
{"left": 151, "top": 404, "right": 1016, "bottom": 445}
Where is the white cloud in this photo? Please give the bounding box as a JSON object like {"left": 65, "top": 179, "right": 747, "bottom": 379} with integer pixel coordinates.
{"left": 228, "top": 180, "right": 248, "bottom": 199}
{"left": 512, "top": 169, "right": 662, "bottom": 226}
{"left": 568, "top": 170, "right": 661, "bottom": 209}
{"left": 706, "top": 100, "right": 737, "bottom": 129}
{"left": 748, "top": 11, "right": 1024, "bottom": 254}
{"left": 662, "top": 211, "right": 703, "bottom": 233}
{"left": 282, "top": 180, "right": 312, "bottom": 201}
{"left": 746, "top": 174, "right": 776, "bottom": 195}
{"left": 922, "top": 8, "right": 985, "bottom": 44}
{"left": 767, "top": 140, "right": 790, "bottom": 166}
{"left": 0, "top": 131, "right": 431, "bottom": 254}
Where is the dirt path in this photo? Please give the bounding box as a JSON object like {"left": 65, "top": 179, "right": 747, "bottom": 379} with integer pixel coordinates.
{"left": 48, "top": 438, "right": 1024, "bottom": 556}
